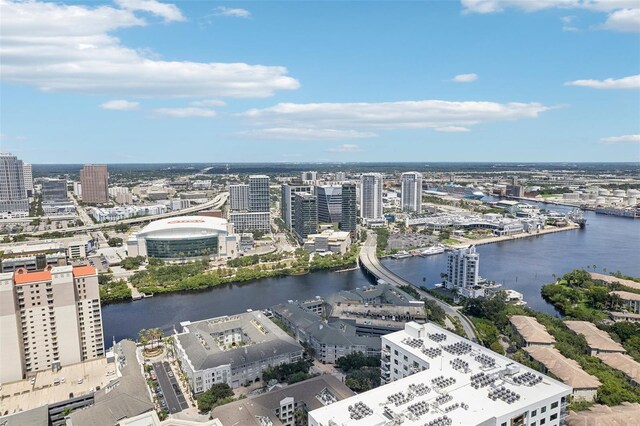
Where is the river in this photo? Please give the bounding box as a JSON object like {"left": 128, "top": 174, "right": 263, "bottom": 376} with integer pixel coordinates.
{"left": 102, "top": 205, "right": 640, "bottom": 343}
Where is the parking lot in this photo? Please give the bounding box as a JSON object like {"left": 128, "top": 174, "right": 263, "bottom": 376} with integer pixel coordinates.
{"left": 152, "top": 362, "right": 189, "bottom": 414}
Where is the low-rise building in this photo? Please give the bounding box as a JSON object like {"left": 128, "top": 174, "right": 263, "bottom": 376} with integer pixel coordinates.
{"left": 510, "top": 316, "right": 556, "bottom": 347}
{"left": 524, "top": 346, "right": 601, "bottom": 401}
{"left": 595, "top": 352, "right": 640, "bottom": 386}
{"left": 210, "top": 375, "right": 354, "bottom": 426}
{"left": 564, "top": 321, "right": 626, "bottom": 356}
{"left": 174, "top": 311, "right": 304, "bottom": 392}
{"left": 91, "top": 205, "right": 167, "bottom": 222}
{"left": 229, "top": 211, "right": 271, "bottom": 232}
{"left": 303, "top": 230, "right": 351, "bottom": 254}
{"left": 310, "top": 322, "right": 572, "bottom": 426}
{"left": 566, "top": 402, "right": 640, "bottom": 426}
{"left": 610, "top": 290, "right": 640, "bottom": 314}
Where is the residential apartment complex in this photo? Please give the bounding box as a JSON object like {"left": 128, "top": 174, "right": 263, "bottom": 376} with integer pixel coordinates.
{"left": 445, "top": 245, "right": 480, "bottom": 293}
{"left": 174, "top": 312, "right": 303, "bottom": 392}
{"left": 22, "top": 162, "right": 34, "bottom": 198}
{"left": 309, "top": 322, "right": 572, "bottom": 426}
{"left": 80, "top": 164, "right": 109, "bottom": 204}
{"left": 281, "top": 184, "right": 314, "bottom": 230}
{"left": 401, "top": 171, "right": 423, "bottom": 213}
{"left": 0, "top": 153, "right": 29, "bottom": 215}
{"left": 360, "top": 173, "right": 383, "bottom": 220}
{"left": 229, "top": 211, "right": 271, "bottom": 232}
{"left": 248, "top": 175, "right": 270, "bottom": 212}
{"left": 0, "top": 265, "right": 104, "bottom": 384}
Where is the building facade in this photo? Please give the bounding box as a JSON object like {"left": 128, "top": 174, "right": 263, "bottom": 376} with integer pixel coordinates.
{"left": 445, "top": 245, "right": 480, "bottom": 291}
{"left": 41, "top": 178, "right": 68, "bottom": 203}
{"left": 23, "top": 162, "right": 34, "bottom": 198}
{"left": 80, "top": 164, "right": 109, "bottom": 204}
{"left": 340, "top": 182, "right": 357, "bottom": 232}
{"left": 316, "top": 185, "right": 342, "bottom": 224}
{"left": 0, "top": 265, "right": 104, "bottom": 384}
{"left": 248, "top": 175, "right": 270, "bottom": 212}
{"left": 229, "top": 211, "right": 271, "bottom": 232}
{"left": 0, "top": 153, "right": 29, "bottom": 215}
{"left": 360, "top": 173, "right": 383, "bottom": 220}
{"left": 281, "top": 184, "right": 314, "bottom": 230}
{"left": 229, "top": 184, "right": 249, "bottom": 211}
{"left": 294, "top": 192, "right": 318, "bottom": 241}
{"left": 401, "top": 172, "right": 423, "bottom": 213}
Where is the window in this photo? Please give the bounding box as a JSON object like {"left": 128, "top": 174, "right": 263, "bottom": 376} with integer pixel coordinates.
{"left": 550, "top": 414, "right": 557, "bottom": 421}
{"left": 501, "top": 423, "right": 507, "bottom": 426}
{"left": 551, "top": 402, "right": 558, "bottom": 409}
{"left": 531, "top": 410, "right": 537, "bottom": 417}
{"left": 540, "top": 419, "right": 546, "bottom": 425}
{"left": 541, "top": 406, "right": 547, "bottom": 414}
{"left": 531, "top": 423, "right": 536, "bottom": 426}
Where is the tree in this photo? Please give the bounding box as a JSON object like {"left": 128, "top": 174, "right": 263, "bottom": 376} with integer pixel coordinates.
{"left": 196, "top": 383, "right": 234, "bottom": 412}
{"left": 138, "top": 329, "right": 149, "bottom": 350}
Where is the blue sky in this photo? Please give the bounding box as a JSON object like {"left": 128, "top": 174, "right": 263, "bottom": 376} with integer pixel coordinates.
{"left": 1, "top": 0, "right": 639, "bottom": 163}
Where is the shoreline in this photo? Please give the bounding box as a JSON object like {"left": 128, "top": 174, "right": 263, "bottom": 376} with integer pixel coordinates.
{"left": 449, "top": 223, "right": 581, "bottom": 249}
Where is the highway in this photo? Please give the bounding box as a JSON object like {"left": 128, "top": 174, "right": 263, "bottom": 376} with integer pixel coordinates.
{"left": 21, "top": 192, "right": 228, "bottom": 236}
{"left": 359, "top": 232, "right": 478, "bottom": 341}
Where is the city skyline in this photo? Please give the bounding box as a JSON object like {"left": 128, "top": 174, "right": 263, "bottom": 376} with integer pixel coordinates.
{"left": 1, "top": 0, "right": 639, "bottom": 164}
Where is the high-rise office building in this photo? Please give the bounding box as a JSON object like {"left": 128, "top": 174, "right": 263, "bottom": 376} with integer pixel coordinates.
{"left": 41, "top": 178, "right": 68, "bottom": 203}
{"left": 80, "top": 164, "right": 109, "bottom": 204}
{"left": 445, "top": 245, "right": 480, "bottom": 291}
{"left": 0, "top": 265, "right": 105, "bottom": 383}
{"left": 281, "top": 184, "right": 314, "bottom": 230}
{"left": 401, "top": 172, "right": 423, "bottom": 213}
{"left": 360, "top": 173, "right": 383, "bottom": 220}
{"left": 229, "top": 184, "right": 250, "bottom": 211}
{"left": 249, "top": 175, "right": 270, "bottom": 213}
{"left": 316, "top": 185, "right": 342, "bottom": 224}
{"left": 340, "top": 182, "right": 357, "bottom": 232}
{"left": 294, "top": 193, "right": 317, "bottom": 241}
{"left": 0, "top": 153, "right": 29, "bottom": 214}
{"left": 23, "top": 163, "right": 34, "bottom": 198}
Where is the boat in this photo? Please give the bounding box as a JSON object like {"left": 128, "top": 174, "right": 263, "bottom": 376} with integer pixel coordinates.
{"left": 392, "top": 251, "right": 412, "bottom": 259}
{"left": 567, "top": 209, "right": 587, "bottom": 228}
{"left": 594, "top": 207, "right": 639, "bottom": 219}
{"left": 419, "top": 246, "right": 445, "bottom": 256}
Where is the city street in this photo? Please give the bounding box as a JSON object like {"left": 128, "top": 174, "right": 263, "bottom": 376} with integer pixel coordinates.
{"left": 153, "top": 361, "right": 189, "bottom": 414}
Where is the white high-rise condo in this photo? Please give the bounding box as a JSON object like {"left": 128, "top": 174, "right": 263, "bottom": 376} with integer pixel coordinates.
{"left": 22, "top": 162, "right": 34, "bottom": 198}
{"left": 401, "top": 171, "right": 423, "bottom": 213}
{"left": 445, "top": 245, "right": 480, "bottom": 291}
{"left": 360, "top": 173, "right": 383, "bottom": 220}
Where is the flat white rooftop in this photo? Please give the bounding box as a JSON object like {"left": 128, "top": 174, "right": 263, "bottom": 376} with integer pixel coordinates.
{"left": 309, "top": 322, "right": 571, "bottom": 426}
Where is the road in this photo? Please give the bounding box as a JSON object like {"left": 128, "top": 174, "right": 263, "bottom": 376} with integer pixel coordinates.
{"left": 359, "top": 232, "right": 478, "bottom": 341}
{"left": 21, "top": 193, "right": 228, "bottom": 236}
{"left": 153, "top": 361, "right": 189, "bottom": 414}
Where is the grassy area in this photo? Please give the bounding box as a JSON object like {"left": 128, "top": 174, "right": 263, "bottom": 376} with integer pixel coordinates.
{"left": 440, "top": 238, "right": 460, "bottom": 245}
{"left": 99, "top": 279, "right": 132, "bottom": 304}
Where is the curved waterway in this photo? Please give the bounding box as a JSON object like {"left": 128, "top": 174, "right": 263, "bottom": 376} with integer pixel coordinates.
{"left": 103, "top": 205, "right": 640, "bottom": 342}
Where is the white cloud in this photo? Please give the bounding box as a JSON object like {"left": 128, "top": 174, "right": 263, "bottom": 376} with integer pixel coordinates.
{"left": 190, "top": 99, "right": 227, "bottom": 107}
{"left": 461, "top": 0, "right": 640, "bottom": 32}
{"left": 114, "top": 0, "right": 185, "bottom": 22}
{"left": 601, "top": 8, "right": 640, "bottom": 32}
{"left": 238, "top": 128, "right": 377, "bottom": 140}
{"left": 564, "top": 74, "right": 640, "bottom": 89}
{"left": 327, "top": 144, "right": 364, "bottom": 153}
{"left": 154, "top": 107, "right": 217, "bottom": 117}
{"left": 435, "top": 126, "right": 471, "bottom": 132}
{"left": 215, "top": 6, "right": 251, "bottom": 18}
{"left": 600, "top": 134, "right": 640, "bottom": 144}
{"left": 100, "top": 99, "right": 140, "bottom": 110}
{"left": 240, "top": 99, "right": 552, "bottom": 139}
{"left": 0, "top": 0, "right": 299, "bottom": 98}
{"left": 452, "top": 73, "right": 479, "bottom": 83}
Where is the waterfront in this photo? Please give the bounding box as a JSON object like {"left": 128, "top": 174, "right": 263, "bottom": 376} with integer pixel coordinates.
{"left": 102, "top": 206, "right": 640, "bottom": 343}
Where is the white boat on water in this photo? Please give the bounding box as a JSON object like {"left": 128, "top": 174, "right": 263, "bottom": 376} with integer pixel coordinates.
{"left": 504, "top": 289, "right": 527, "bottom": 306}
{"left": 392, "top": 251, "right": 412, "bottom": 259}
{"left": 420, "top": 246, "right": 445, "bottom": 256}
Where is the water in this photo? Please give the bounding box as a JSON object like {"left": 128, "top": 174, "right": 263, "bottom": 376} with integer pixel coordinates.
{"left": 103, "top": 206, "right": 640, "bottom": 342}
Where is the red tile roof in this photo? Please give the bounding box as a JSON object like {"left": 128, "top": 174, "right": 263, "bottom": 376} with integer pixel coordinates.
{"left": 72, "top": 265, "right": 96, "bottom": 277}
{"left": 14, "top": 270, "right": 52, "bottom": 285}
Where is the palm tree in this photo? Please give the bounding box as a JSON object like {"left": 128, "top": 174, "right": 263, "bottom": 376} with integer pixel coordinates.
{"left": 138, "top": 329, "right": 149, "bottom": 351}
